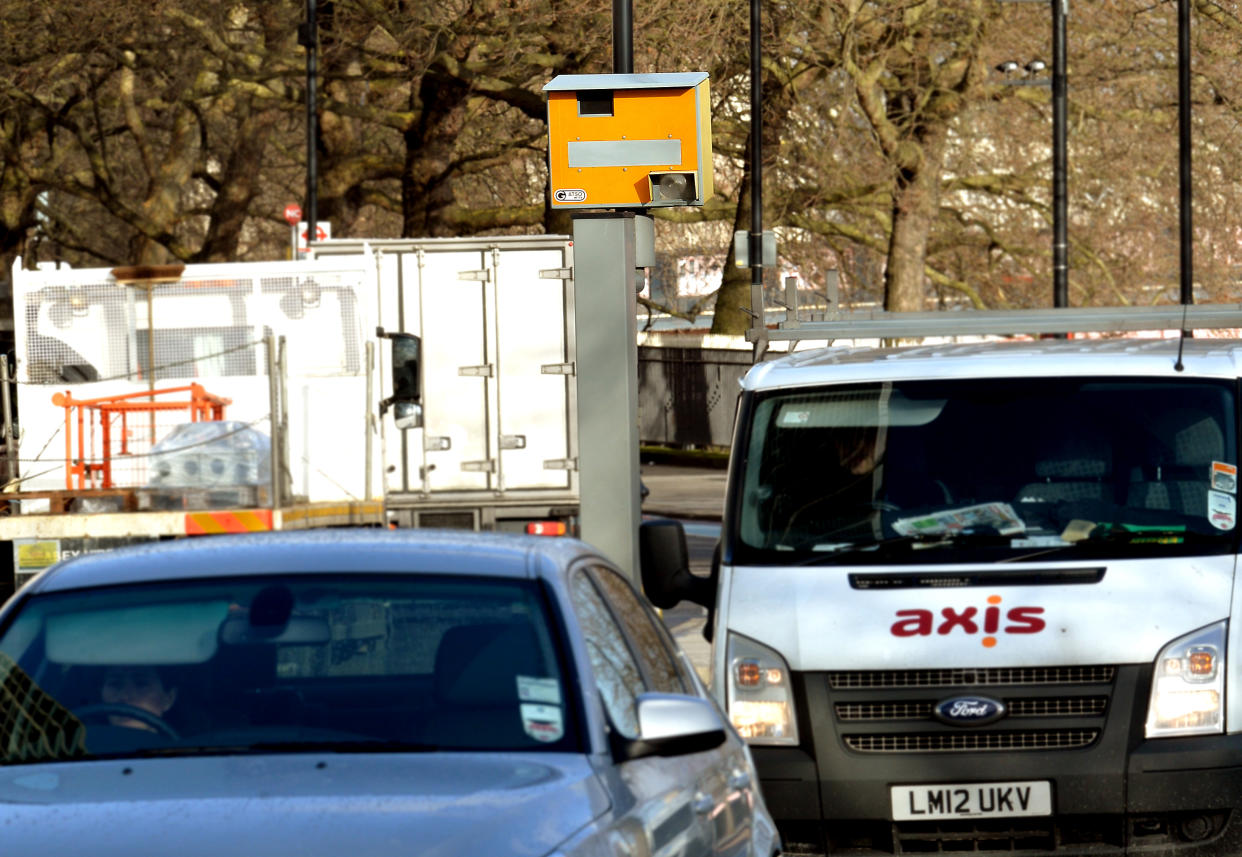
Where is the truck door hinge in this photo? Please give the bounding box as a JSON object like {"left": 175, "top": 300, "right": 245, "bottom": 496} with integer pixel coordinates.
{"left": 458, "top": 269, "right": 492, "bottom": 282}
{"left": 458, "top": 364, "right": 494, "bottom": 377}
{"left": 499, "top": 435, "right": 527, "bottom": 450}
{"left": 425, "top": 436, "right": 452, "bottom": 451}
{"left": 539, "top": 268, "right": 573, "bottom": 280}
{"left": 543, "top": 458, "right": 578, "bottom": 472}
{"left": 541, "top": 362, "right": 575, "bottom": 376}
{"left": 461, "top": 459, "right": 497, "bottom": 473}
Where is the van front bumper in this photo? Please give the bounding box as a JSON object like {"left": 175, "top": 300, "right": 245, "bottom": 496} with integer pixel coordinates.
{"left": 749, "top": 665, "right": 1242, "bottom": 856}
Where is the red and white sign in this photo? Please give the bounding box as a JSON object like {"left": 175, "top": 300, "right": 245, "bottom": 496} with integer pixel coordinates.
{"left": 295, "top": 221, "right": 331, "bottom": 253}
{"left": 283, "top": 203, "right": 303, "bottom": 225}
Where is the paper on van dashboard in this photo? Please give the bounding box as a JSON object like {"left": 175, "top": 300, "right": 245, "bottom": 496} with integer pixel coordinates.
{"left": 892, "top": 503, "right": 1026, "bottom": 537}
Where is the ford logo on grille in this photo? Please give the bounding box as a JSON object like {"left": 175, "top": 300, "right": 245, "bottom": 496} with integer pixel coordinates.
{"left": 933, "top": 696, "right": 1006, "bottom": 727}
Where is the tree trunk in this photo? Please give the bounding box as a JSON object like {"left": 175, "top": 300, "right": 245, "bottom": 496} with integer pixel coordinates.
{"left": 196, "top": 104, "right": 278, "bottom": 262}
{"left": 711, "top": 166, "right": 754, "bottom": 335}
{"left": 884, "top": 127, "right": 948, "bottom": 313}
{"left": 401, "top": 72, "right": 468, "bottom": 238}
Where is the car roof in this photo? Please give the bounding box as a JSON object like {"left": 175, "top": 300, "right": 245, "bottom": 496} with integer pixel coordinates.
{"left": 743, "top": 337, "right": 1242, "bottom": 391}
{"left": 21, "top": 529, "right": 603, "bottom": 595}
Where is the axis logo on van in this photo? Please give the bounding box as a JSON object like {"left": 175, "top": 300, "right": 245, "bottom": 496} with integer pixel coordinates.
{"left": 890, "top": 595, "right": 1045, "bottom": 648}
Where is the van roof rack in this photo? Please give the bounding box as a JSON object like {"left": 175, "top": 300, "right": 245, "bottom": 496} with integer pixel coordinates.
{"left": 747, "top": 301, "right": 1242, "bottom": 345}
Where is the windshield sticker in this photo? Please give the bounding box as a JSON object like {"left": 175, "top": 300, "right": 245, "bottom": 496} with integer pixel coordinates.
{"left": 1209, "top": 490, "right": 1236, "bottom": 531}
{"left": 1012, "top": 535, "right": 1069, "bottom": 548}
{"left": 779, "top": 409, "right": 811, "bottom": 426}
{"left": 517, "top": 676, "right": 562, "bottom": 705}
{"left": 1211, "top": 462, "right": 1237, "bottom": 494}
{"left": 520, "top": 703, "right": 564, "bottom": 743}
{"left": 893, "top": 503, "right": 1026, "bottom": 537}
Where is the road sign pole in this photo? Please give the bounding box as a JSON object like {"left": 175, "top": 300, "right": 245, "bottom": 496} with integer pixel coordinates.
{"left": 572, "top": 212, "right": 642, "bottom": 582}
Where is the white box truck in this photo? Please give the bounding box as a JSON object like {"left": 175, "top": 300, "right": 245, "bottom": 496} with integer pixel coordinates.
{"left": 2, "top": 255, "right": 388, "bottom": 589}
{"left": 1, "top": 234, "right": 579, "bottom": 591}
{"left": 309, "top": 235, "right": 579, "bottom": 534}
{"left": 642, "top": 308, "right": 1242, "bottom": 856}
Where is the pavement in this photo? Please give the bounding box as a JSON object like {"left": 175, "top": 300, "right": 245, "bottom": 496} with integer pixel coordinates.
{"left": 639, "top": 462, "right": 726, "bottom": 682}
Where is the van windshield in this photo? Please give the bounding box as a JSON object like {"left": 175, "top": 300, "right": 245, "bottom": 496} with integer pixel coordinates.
{"left": 735, "top": 377, "right": 1239, "bottom": 565}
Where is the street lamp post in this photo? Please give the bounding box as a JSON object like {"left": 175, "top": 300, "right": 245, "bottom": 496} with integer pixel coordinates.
{"left": 298, "top": 0, "right": 319, "bottom": 249}
{"left": 749, "top": 0, "right": 764, "bottom": 356}
{"left": 998, "top": 0, "right": 1068, "bottom": 308}
{"left": 1051, "top": 0, "right": 1067, "bottom": 308}
{"left": 1178, "top": 0, "right": 1193, "bottom": 306}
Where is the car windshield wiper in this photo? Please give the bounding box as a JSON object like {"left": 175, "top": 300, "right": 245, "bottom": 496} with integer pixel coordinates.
{"left": 243, "top": 739, "right": 445, "bottom": 754}
{"left": 82, "top": 739, "right": 448, "bottom": 760}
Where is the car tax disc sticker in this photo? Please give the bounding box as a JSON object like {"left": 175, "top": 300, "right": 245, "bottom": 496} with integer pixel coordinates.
{"left": 517, "top": 676, "right": 562, "bottom": 705}
{"left": 1211, "top": 461, "right": 1238, "bottom": 494}
{"left": 1208, "top": 489, "right": 1236, "bottom": 531}
{"left": 520, "top": 703, "right": 564, "bottom": 743}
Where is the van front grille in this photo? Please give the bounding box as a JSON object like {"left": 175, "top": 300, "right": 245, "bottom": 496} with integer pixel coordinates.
{"left": 843, "top": 729, "right": 1100, "bottom": 753}
{"left": 836, "top": 696, "right": 1108, "bottom": 721}
{"left": 829, "top": 666, "right": 1115, "bottom": 689}
{"left": 826, "top": 666, "right": 1116, "bottom": 756}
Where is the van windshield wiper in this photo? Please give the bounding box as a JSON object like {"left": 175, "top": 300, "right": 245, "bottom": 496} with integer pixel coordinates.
{"left": 1000, "top": 523, "right": 1217, "bottom": 563}
{"left": 788, "top": 529, "right": 1018, "bottom": 564}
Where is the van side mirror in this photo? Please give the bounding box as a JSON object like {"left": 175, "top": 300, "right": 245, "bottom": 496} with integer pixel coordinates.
{"left": 377, "top": 328, "right": 421, "bottom": 428}
{"left": 639, "top": 519, "right": 715, "bottom": 610}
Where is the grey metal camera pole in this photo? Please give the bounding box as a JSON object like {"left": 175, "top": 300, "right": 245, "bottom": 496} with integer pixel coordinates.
{"left": 572, "top": 212, "right": 642, "bottom": 582}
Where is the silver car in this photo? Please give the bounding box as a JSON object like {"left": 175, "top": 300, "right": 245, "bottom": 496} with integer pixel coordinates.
{"left": 0, "top": 529, "right": 779, "bottom": 857}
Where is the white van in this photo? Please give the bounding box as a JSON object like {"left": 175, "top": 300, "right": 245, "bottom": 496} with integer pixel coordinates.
{"left": 642, "top": 333, "right": 1242, "bottom": 856}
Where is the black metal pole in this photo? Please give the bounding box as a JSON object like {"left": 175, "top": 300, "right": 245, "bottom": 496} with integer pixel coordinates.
{"left": 613, "top": 0, "right": 633, "bottom": 74}
{"left": 1178, "top": 0, "right": 1193, "bottom": 305}
{"left": 749, "top": 0, "right": 763, "bottom": 305}
{"left": 1051, "top": 0, "right": 1068, "bottom": 308}
{"left": 301, "top": 0, "right": 318, "bottom": 248}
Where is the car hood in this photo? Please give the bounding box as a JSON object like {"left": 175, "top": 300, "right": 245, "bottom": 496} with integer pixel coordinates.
{"left": 0, "top": 752, "right": 610, "bottom": 857}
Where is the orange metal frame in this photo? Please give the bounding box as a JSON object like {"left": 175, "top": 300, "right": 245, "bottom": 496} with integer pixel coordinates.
{"left": 51, "top": 384, "right": 232, "bottom": 490}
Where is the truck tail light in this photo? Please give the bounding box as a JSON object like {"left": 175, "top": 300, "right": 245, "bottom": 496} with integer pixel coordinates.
{"left": 527, "top": 521, "right": 567, "bottom": 537}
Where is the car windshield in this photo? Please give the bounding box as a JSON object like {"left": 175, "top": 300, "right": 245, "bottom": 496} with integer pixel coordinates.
{"left": 0, "top": 574, "right": 579, "bottom": 764}
{"left": 735, "top": 377, "right": 1239, "bottom": 565}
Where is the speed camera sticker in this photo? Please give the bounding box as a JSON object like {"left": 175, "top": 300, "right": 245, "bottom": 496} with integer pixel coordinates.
{"left": 554, "top": 189, "right": 587, "bottom": 203}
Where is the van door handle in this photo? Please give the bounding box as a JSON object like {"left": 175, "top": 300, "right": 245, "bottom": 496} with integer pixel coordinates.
{"left": 692, "top": 791, "right": 715, "bottom": 815}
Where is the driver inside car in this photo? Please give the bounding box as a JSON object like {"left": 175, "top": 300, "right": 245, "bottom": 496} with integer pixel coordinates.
{"left": 100, "top": 665, "right": 178, "bottom": 731}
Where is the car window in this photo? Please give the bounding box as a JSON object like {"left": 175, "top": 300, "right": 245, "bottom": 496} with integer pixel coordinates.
{"left": 568, "top": 571, "right": 644, "bottom": 738}
{"left": 0, "top": 574, "right": 580, "bottom": 763}
{"left": 588, "top": 565, "right": 687, "bottom": 695}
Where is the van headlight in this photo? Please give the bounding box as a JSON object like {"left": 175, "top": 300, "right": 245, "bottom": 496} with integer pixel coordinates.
{"left": 1146, "top": 621, "right": 1226, "bottom": 738}
{"left": 726, "top": 632, "right": 798, "bottom": 745}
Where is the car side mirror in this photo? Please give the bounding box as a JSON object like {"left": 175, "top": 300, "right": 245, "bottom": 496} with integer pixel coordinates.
{"left": 611, "top": 693, "right": 727, "bottom": 762}
{"left": 377, "top": 328, "right": 421, "bottom": 426}
{"left": 639, "top": 519, "right": 715, "bottom": 610}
